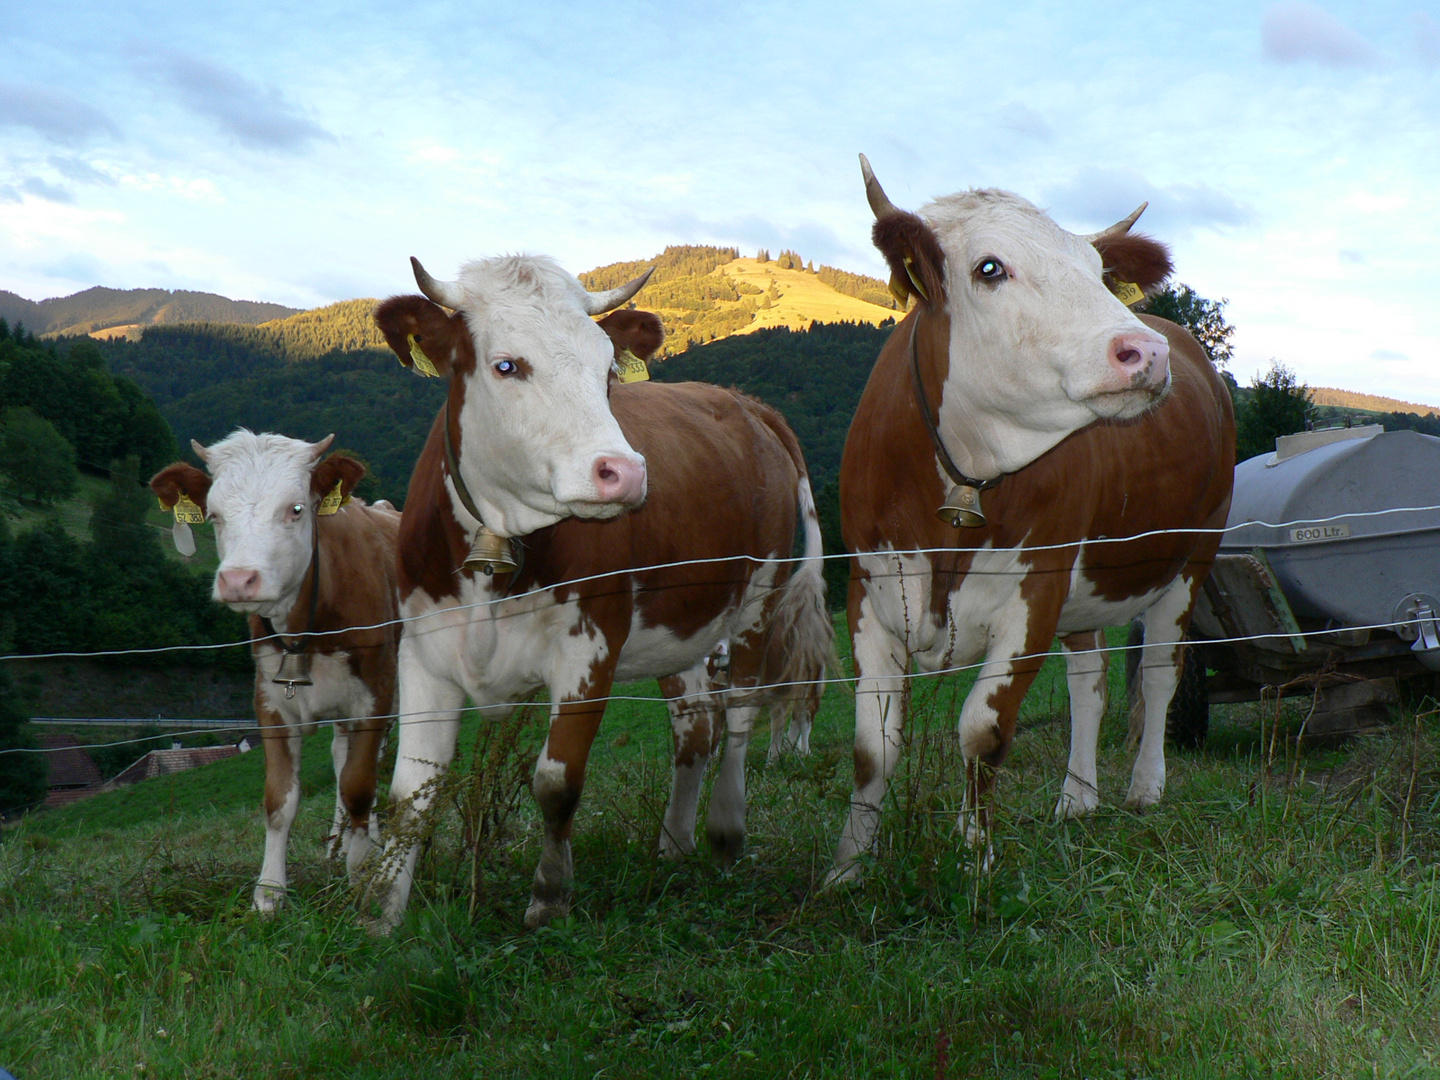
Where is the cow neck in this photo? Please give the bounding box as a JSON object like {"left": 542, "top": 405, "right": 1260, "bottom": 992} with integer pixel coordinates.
{"left": 908, "top": 314, "right": 1003, "bottom": 495}
{"left": 259, "top": 532, "right": 321, "bottom": 656}
{"left": 442, "top": 393, "right": 524, "bottom": 586}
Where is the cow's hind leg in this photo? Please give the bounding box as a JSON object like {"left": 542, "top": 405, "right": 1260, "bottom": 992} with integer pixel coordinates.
{"left": 255, "top": 700, "right": 301, "bottom": 913}
{"left": 705, "top": 702, "right": 762, "bottom": 865}
{"left": 1126, "top": 573, "right": 1199, "bottom": 808}
{"left": 657, "top": 669, "right": 723, "bottom": 860}
{"left": 1056, "top": 630, "right": 1109, "bottom": 819}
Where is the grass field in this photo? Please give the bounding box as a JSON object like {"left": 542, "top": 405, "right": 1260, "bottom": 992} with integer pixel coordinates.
{"left": 5, "top": 625, "right": 1440, "bottom": 1079}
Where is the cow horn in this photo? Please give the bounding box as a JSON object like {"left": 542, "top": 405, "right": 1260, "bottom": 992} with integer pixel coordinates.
{"left": 411, "top": 256, "right": 466, "bottom": 310}
{"left": 1089, "top": 202, "right": 1149, "bottom": 241}
{"left": 582, "top": 267, "right": 655, "bottom": 316}
{"left": 859, "top": 153, "right": 902, "bottom": 220}
{"left": 308, "top": 433, "right": 335, "bottom": 462}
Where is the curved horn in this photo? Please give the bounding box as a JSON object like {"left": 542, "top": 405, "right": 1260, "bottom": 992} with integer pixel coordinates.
{"left": 1088, "top": 202, "right": 1148, "bottom": 242}
{"left": 859, "top": 153, "right": 902, "bottom": 220}
{"left": 582, "top": 267, "right": 654, "bottom": 316}
{"left": 307, "top": 433, "right": 336, "bottom": 462}
{"left": 410, "top": 256, "right": 466, "bottom": 309}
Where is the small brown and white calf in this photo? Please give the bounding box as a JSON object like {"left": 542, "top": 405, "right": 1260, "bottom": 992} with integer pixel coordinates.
{"left": 152, "top": 432, "right": 401, "bottom": 911}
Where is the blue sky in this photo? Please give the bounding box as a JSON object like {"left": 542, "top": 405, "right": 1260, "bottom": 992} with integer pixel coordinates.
{"left": 2, "top": 1, "right": 1437, "bottom": 403}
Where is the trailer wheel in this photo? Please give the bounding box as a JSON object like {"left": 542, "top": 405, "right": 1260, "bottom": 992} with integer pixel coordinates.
{"left": 1123, "top": 622, "right": 1210, "bottom": 750}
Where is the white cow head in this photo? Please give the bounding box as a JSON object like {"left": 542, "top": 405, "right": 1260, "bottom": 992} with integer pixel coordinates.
{"left": 150, "top": 431, "right": 366, "bottom": 620}
{"left": 374, "top": 255, "right": 651, "bottom": 538}
{"left": 861, "top": 155, "right": 1175, "bottom": 481}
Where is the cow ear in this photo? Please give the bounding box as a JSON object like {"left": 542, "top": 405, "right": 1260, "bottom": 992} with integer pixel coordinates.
{"left": 311, "top": 452, "right": 367, "bottom": 504}
{"left": 1092, "top": 232, "right": 1173, "bottom": 296}
{"left": 373, "top": 295, "right": 468, "bottom": 378}
{"left": 872, "top": 211, "right": 946, "bottom": 309}
{"left": 596, "top": 309, "right": 665, "bottom": 360}
{"left": 150, "top": 462, "right": 212, "bottom": 517}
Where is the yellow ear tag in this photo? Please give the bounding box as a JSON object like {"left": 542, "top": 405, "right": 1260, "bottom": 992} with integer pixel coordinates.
{"left": 887, "top": 272, "right": 911, "bottom": 308}
{"left": 165, "top": 493, "right": 204, "bottom": 556}
{"left": 317, "top": 480, "right": 349, "bottom": 516}
{"left": 406, "top": 334, "right": 441, "bottom": 378}
{"left": 902, "top": 255, "right": 930, "bottom": 302}
{"left": 1111, "top": 279, "right": 1145, "bottom": 307}
{"left": 616, "top": 349, "right": 650, "bottom": 384}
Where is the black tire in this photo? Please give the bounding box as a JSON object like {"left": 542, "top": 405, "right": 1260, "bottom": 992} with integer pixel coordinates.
{"left": 1123, "top": 622, "right": 1210, "bottom": 750}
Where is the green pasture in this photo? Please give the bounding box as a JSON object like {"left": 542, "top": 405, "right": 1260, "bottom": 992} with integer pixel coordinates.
{"left": 5, "top": 627, "right": 1440, "bottom": 1078}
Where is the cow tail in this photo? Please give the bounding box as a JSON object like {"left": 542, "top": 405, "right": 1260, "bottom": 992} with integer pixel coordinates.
{"left": 756, "top": 461, "right": 836, "bottom": 743}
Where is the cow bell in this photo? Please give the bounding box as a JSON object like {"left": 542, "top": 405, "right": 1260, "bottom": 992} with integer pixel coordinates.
{"left": 464, "top": 526, "right": 517, "bottom": 575}
{"left": 937, "top": 483, "right": 987, "bottom": 529}
{"left": 273, "top": 651, "right": 313, "bottom": 699}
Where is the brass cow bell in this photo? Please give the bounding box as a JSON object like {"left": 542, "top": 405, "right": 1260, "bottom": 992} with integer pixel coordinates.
{"left": 464, "top": 526, "right": 518, "bottom": 576}
{"left": 938, "top": 483, "right": 987, "bottom": 529}
{"left": 273, "top": 651, "right": 313, "bottom": 699}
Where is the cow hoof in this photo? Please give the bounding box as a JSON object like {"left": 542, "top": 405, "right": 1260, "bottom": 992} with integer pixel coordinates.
{"left": 252, "top": 886, "right": 286, "bottom": 914}
{"left": 524, "top": 896, "right": 570, "bottom": 931}
{"left": 706, "top": 825, "right": 745, "bottom": 868}
{"left": 656, "top": 832, "right": 695, "bottom": 862}
{"left": 1123, "top": 785, "right": 1164, "bottom": 810}
{"left": 1055, "top": 787, "right": 1100, "bottom": 820}
{"left": 820, "top": 861, "right": 862, "bottom": 889}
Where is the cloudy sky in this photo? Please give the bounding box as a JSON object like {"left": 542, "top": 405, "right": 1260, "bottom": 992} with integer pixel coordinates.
{"left": 2, "top": 1, "right": 1437, "bottom": 402}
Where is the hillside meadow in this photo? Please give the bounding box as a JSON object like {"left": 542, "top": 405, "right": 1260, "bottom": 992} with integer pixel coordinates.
{"left": 5, "top": 620, "right": 1440, "bottom": 1079}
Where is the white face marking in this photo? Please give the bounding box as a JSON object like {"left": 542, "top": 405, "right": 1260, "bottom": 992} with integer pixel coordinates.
{"left": 921, "top": 190, "right": 1172, "bottom": 479}
{"left": 446, "top": 255, "right": 647, "bottom": 537}
{"left": 200, "top": 430, "right": 326, "bottom": 620}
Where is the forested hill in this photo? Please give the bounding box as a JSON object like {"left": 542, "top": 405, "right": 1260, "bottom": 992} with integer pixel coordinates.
{"left": 93, "top": 317, "right": 894, "bottom": 506}
{"left": 0, "top": 287, "right": 299, "bottom": 340}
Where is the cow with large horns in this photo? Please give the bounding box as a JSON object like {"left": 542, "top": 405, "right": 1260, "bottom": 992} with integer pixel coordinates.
{"left": 150, "top": 431, "right": 402, "bottom": 911}
{"left": 370, "top": 254, "right": 832, "bottom": 930}
{"left": 828, "top": 156, "right": 1235, "bottom": 882}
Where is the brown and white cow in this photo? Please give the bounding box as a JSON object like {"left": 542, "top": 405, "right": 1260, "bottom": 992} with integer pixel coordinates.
{"left": 370, "top": 254, "right": 831, "bottom": 929}
{"left": 828, "top": 157, "right": 1235, "bottom": 881}
{"left": 151, "top": 432, "right": 401, "bottom": 911}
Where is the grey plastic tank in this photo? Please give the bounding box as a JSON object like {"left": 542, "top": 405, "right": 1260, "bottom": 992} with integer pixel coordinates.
{"left": 1221, "top": 426, "right": 1440, "bottom": 657}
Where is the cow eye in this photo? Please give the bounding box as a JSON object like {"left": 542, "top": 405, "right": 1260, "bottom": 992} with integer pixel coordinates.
{"left": 493, "top": 359, "right": 518, "bottom": 377}
{"left": 290, "top": 503, "right": 305, "bottom": 517}
{"left": 975, "top": 258, "right": 1007, "bottom": 282}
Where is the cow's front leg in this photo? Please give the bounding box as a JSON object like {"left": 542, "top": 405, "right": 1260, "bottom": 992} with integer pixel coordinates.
{"left": 334, "top": 713, "right": 390, "bottom": 880}
{"left": 372, "top": 648, "right": 466, "bottom": 931}
{"left": 657, "top": 669, "right": 722, "bottom": 861}
{"left": 326, "top": 722, "right": 352, "bottom": 863}
{"left": 255, "top": 700, "right": 301, "bottom": 913}
{"left": 527, "top": 671, "right": 615, "bottom": 930}
{"left": 1056, "top": 630, "right": 1108, "bottom": 819}
{"left": 826, "top": 599, "right": 909, "bottom": 886}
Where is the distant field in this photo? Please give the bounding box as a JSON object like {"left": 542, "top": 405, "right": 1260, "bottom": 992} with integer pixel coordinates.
{"left": 1310, "top": 386, "right": 1439, "bottom": 416}
{"left": 724, "top": 257, "right": 899, "bottom": 334}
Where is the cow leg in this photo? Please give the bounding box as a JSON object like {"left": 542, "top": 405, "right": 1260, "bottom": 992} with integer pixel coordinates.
{"left": 528, "top": 669, "right": 616, "bottom": 930}
{"left": 705, "top": 703, "right": 762, "bottom": 865}
{"left": 335, "top": 714, "right": 389, "bottom": 880}
{"left": 255, "top": 701, "right": 301, "bottom": 913}
{"left": 826, "top": 603, "right": 909, "bottom": 885}
{"left": 373, "top": 657, "right": 466, "bottom": 930}
{"left": 1127, "top": 573, "right": 1198, "bottom": 808}
{"left": 766, "top": 704, "right": 814, "bottom": 764}
{"left": 326, "top": 723, "right": 352, "bottom": 863}
{"left": 657, "top": 669, "right": 722, "bottom": 861}
{"left": 1056, "top": 629, "right": 1109, "bottom": 819}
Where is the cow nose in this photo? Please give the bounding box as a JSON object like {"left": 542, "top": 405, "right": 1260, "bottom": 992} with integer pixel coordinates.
{"left": 592, "top": 455, "right": 647, "bottom": 507}
{"left": 1108, "top": 332, "right": 1170, "bottom": 387}
{"left": 216, "top": 568, "right": 262, "bottom": 602}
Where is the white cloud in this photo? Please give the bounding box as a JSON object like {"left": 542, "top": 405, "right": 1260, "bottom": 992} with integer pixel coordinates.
{"left": 0, "top": 80, "right": 120, "bottom": 145}
{"left": 1261, "top": 2, "right": 1381, "bottom": 66}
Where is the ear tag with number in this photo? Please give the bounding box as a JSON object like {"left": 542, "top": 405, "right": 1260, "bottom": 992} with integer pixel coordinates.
{"left": 1111, "top": 279, "right": 1145, "bottom": 307}
{"left": 615, "top": 349, "right": 650, "bottom": 384}
{"left": 164, "top": 493, "right": 204, "bottom": 556}
{"left": 317, "top": 480, "right": 349, "bottom": 516}
{"left": 406, "top": 334, "right": 441, "bottom": 378}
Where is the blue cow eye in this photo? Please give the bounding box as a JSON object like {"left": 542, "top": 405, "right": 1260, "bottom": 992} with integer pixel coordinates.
{"left": 976, "top": 259, "right": 1006, "bottom": 281}
{"left": 495, "top": 359, "right": 517, "bottom": 376}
